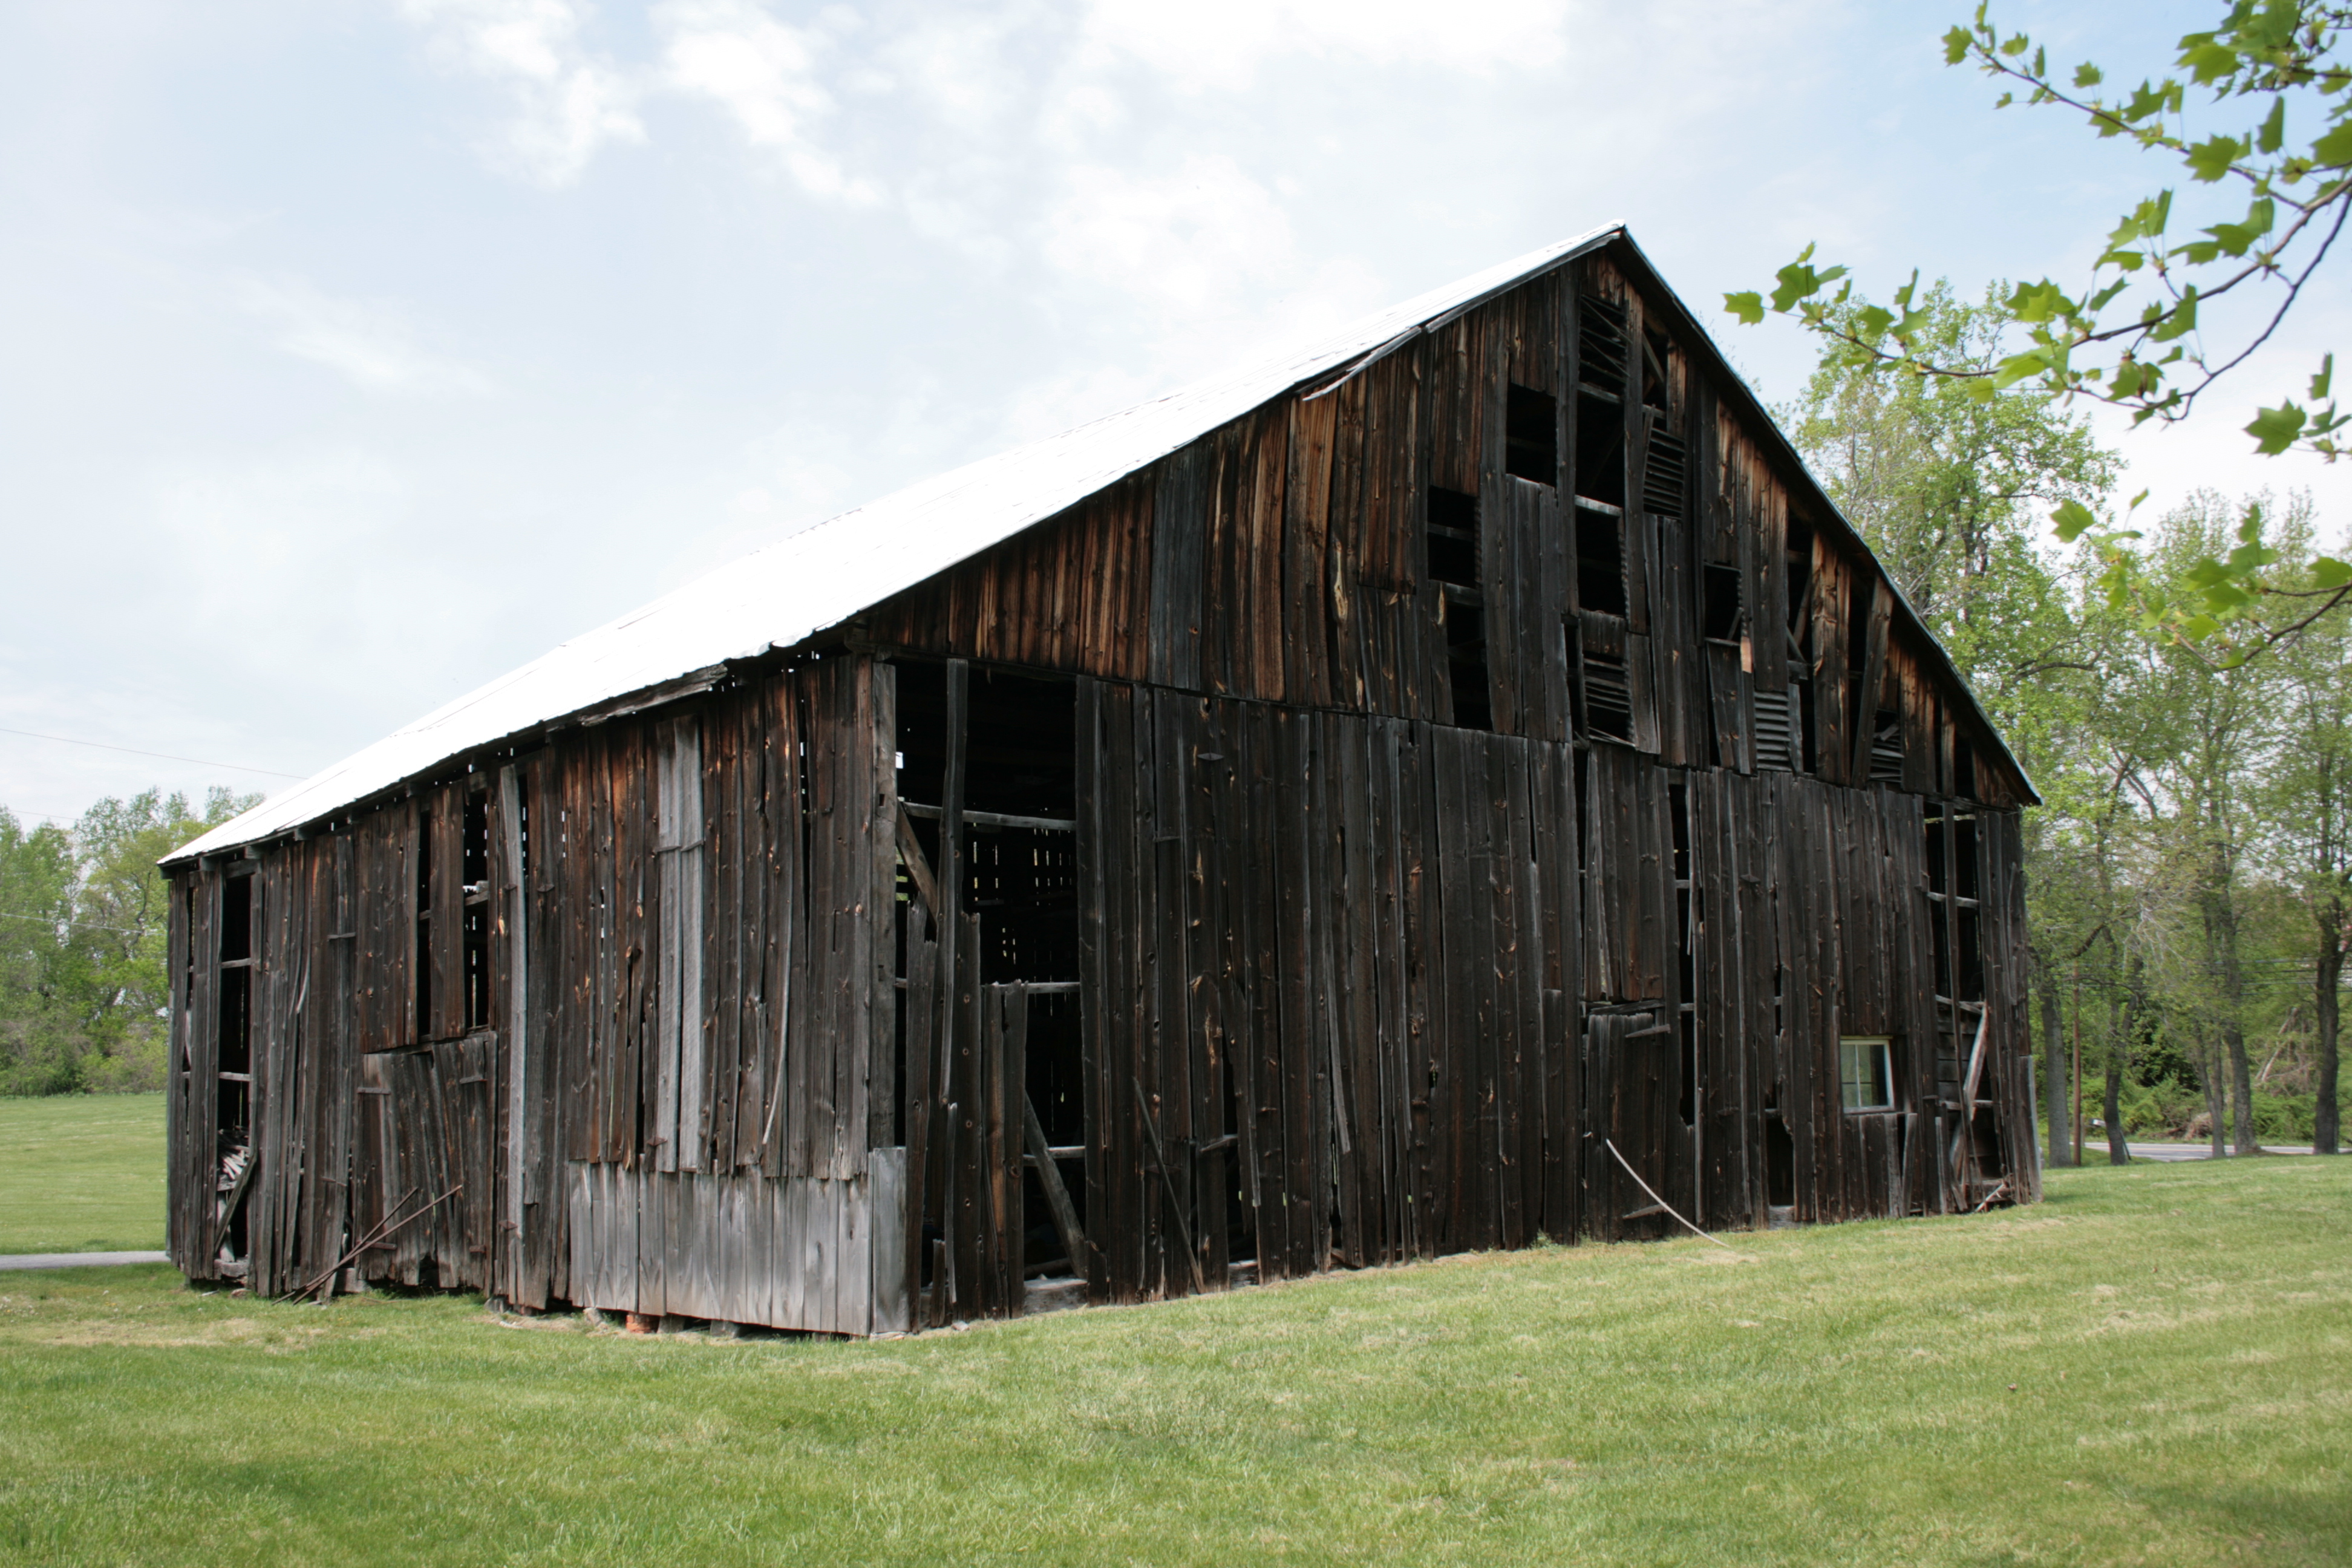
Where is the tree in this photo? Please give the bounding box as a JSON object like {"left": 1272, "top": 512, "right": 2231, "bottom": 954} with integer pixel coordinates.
{"left": 1789, "top": 281, "right": 2119, "bottom": 650}
{"left": 2259, "top": 537, "right": 2352, "bottom": 1151}
{"left": 1730, "top": 4, "right": 2352, "bottom": 658}
{"left": 0, "top": 788, "right": 253, "bottom": 1096}
{"left": 0, "top": 808, "right": 85, "bottom": 1095}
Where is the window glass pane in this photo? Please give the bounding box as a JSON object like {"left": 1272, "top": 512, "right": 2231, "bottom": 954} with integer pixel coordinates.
{"left": 1840, "top": 1037, "right": 1891, "bottom": 1110}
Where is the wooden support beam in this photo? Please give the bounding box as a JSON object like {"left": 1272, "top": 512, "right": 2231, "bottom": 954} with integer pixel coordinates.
{"left": 895, "top": 801, "right": 941, "bottom": 919}
{"left": 1022, "top": 1093, "right": 1086, "bottom": 1277}
{"left": 1132, "top": 1077, "right": 1205, "bottom": 1293}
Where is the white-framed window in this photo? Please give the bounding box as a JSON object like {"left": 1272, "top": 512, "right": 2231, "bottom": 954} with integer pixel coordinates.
{"left": 1840, "top": 1036, "right": 1895, "bottom": 1112}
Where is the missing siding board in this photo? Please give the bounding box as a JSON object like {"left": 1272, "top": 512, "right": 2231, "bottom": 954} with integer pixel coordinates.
{"left": 1867, "top": 711, "right": 1904, "bottom": 785}
{"left": 1441, "top": 593, "right": 1494, "bottom": 731}
{"left": 1765, "top": 1114, "right": 1796, "bottom": 1207}
{"left": 413, "top": 808, "right": 433, "bottom": 1040}
{"left": 1425, "top": 487, "right": 1492, "bottom": 730}
{"left": 1641, "top": 324, "right": 1671, "bottom": 409}
{"left": 1785, "top": 519, "right": 1814, "bottom": 643}
{"left": 1575, "top": 505, "right": 1628, "bottom": 618}
{"left": 1573, "top": 400, "right": 1625, "bottom": 511}
{"left": 1504, "top": 385, "right": 1557, "bottom": 484}
{"left": 1701, "top": 564, "right": 1742, "bottom": 642}
{"left": 1426, "top": 487, "right": 1479, "bottom": 589}
{"left": 462, "top": 788, "right": 491, "bottom": 1031}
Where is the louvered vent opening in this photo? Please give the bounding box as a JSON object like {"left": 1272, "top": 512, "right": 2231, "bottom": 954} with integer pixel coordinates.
{"left": 1584, "top": 648, "right": 1632, "bottom": 740}
{"left": 1643, "top": 426, "right": 1688, "bottom": 518}
{"left": 1580, "top": 294, "right": 1630, "bottom": 393}
{"left": 1867, "top": 711, "right": 1904, "bottom": 785}
{"left": 1753, "top": 683, "right": 1797, "bottom": 771}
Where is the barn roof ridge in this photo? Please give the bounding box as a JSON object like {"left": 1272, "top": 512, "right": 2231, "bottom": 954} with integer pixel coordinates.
{"left": 168, "top": 224, "right": 2025, "bottom": 865}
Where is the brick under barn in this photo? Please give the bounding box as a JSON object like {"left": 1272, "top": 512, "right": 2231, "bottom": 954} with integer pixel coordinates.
{"left": 163, "top": 227, "right": 2043, "bottom": 1333}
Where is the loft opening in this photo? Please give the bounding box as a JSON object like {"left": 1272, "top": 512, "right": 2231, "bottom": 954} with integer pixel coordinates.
{"left": 1575, "top": 505, "right": 1627, "bottom": 619}
{"left": 1640, "top": 324, "right": 1671, "bottom": 410}
{"left": 1504, "top": 384, "right": 1557, "bottom": 483}
{"left": 1425, "top": 486, "right": 1479, "bottom": 588}
{"left": 215, "top": 863, "right": 258, "bottom": 1267}
{"left": 462, "top": 784, "right": 492, "bottom": 1031}
{"left": 1427, "top": 488, "right": 1492, "bottom": 731}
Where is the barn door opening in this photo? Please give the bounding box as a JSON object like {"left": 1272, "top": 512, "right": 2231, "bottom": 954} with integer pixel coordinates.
{"left": 1583, "top": 1008, "right": 1691, "bottom": 1241}
{"left": 212, "top": 863, "right": 259, "bottom": 1277}
{"left": 897, "top": 661, "right": 1083, "bottom": 1323}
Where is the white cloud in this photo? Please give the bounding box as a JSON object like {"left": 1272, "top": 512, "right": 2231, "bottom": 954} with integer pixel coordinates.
{"left": 1033, "top": 154, "right": 1391, "bottom": 387}
{"left": 235, "top": 276, "right": 495, "bottom": 397}
{"left": 398, "top": 0, "right": 643, "bottom": 186}
{"left": 1077, "top": 0, "right": 1573, "bottom": 90}
{"left": 1042, "top": 155, "right": 1302, "bottom": 314}
{"left": 655, "top": 0, "right": 880, "bottom": 203}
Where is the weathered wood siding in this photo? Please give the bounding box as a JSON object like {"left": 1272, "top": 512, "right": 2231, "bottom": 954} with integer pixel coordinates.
{"left": 168, "top": 237, "right": 2039, "bottom": 1333}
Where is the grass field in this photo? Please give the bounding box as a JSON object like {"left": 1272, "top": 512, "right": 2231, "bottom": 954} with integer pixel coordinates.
{"left": 0, "top": 1093, "right": 164, "bottom": 1254}
{"left": 0, "top": 1149, "right": 2344, "bottom": 1566}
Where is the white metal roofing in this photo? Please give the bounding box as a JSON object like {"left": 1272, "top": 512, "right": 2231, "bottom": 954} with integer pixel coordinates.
{"left": 169, "top": 226, "right": 1624, "bottom": 863}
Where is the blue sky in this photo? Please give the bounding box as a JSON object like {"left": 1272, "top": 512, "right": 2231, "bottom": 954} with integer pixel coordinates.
{"left": 4, "top": 0, "right": 2342, "bottom": 824}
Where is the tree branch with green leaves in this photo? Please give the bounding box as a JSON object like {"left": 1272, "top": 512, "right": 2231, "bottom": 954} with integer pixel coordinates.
{"left": 1729, "top": 2, "right": 2352, "bottom": 658}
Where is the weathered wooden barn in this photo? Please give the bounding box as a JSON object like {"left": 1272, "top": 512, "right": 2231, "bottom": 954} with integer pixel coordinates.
{"left": 163, "top": 227, "right": 2041, "bottom": 1334}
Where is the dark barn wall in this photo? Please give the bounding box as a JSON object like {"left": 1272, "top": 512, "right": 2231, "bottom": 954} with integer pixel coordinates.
{"left": 167, "top": 239, "right": 2038, "bottom": 1331}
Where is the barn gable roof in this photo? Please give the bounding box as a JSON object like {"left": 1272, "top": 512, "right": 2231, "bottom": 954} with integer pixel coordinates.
{"left": 169, "top": 225, "right": 2030, "bottom": 866}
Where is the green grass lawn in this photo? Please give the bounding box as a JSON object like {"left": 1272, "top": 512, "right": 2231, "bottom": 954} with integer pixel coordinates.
{"left": 0, "top": 1093, "right": 164, "bottom": 1253}
{"left": 0, "top": 1156, "right": 2343, "bottom": 1566}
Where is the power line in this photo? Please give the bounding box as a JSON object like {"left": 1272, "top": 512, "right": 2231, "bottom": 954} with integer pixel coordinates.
{"left": 0, "top": 724, "right": 304, "bottom": 780}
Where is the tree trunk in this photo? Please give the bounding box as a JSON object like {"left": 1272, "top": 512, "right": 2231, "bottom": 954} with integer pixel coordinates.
{"left": 2200, "top": 1028, "right": 2228, "bottom": 1158}
{"left": 2107, "top": 963, "right": 2137, "bottom": 1166}
{"left": 2042, "top": 976, "right": 2071, "bottom": 1167}
{"left": 2226, "top": 1016, "right": 2257, "bottom": 1153}
{"left": 2317, "top": 900, "right": 2344, "bottom": 1156}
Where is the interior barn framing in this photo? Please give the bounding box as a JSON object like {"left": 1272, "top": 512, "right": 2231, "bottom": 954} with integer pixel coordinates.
{"left": 163, "top": 229, "right": 2042, "bottom": 1333}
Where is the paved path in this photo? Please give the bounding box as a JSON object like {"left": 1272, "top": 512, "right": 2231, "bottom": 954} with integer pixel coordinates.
{"left": 0, "top": 1250, "right": 171, "bottom": 1272}
{"left": 2117, "top": 1142, "right": 2316, "bottom": 1162}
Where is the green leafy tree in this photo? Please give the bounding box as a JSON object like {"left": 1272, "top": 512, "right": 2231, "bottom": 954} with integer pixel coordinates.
{"left": 1730, "top": 4, "right": 2352, "bottom": 658}
{"left": 0, "top": 788, "right": 252, "bottom": 1096}
{"left": 2257, "top": 539, "right": 2352, "bottom": 1150}
{"left": 1789, "top": 281, "right": 2118, "bottom": 650}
